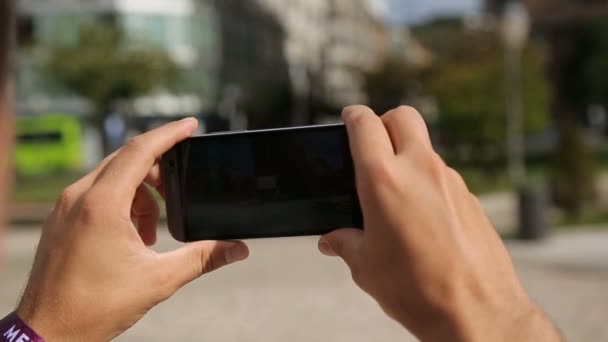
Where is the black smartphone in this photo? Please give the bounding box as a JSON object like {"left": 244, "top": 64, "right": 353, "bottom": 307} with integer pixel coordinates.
{"left": 162, "top": 124, "right": 363, "bottom": 242}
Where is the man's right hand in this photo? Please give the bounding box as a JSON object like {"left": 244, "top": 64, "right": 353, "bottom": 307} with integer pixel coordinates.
{"left": 319, "top": 106, "right": 562, "bottom": 342}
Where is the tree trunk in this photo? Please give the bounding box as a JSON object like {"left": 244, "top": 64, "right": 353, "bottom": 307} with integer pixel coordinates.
{"left": 94, "top": 107, "right": 114, "bottom": 158}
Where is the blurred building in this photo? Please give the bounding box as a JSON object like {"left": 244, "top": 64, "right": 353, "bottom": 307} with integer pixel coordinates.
{"left": 389, "top": 27, "right": 432, "bottom": 70}
{"left": 256, "top": 0, "right": 330, "bottom": 125}
{"left": 16, "top": 0, "right": 390, "bottom": 127}
{"left": 322, "top": 0, "right": 386, "bottom": 109}
{"left": 16, "top": 0, "right": 220, "bottom": 117}
{"left": 213, "top": 0, "right": 292, "bottom": 129}
{"left": 486, "top": 0, "right": 608, "bottom": 21}
{"left": 214, "top": 0, "right": 388, "bottom": 127}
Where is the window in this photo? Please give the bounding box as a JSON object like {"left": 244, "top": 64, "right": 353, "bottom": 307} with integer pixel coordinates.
{"left": 17, "top": 16, "right": 35, "bottom": 46}
{"left": 123, "top": 14, "right": 168, "bottom": 48}
{"left": 36, "top": 13, "right": 112, "bottom": 47}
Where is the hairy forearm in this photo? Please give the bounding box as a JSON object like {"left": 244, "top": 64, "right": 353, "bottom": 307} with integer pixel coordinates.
{"left": 507, "top": 306, "right": 563, "bottom": 342}
{"left": 416, "top": 298, "right": 563, "bottom": 342}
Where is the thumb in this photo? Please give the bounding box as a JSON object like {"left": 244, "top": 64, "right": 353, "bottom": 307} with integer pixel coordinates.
{"left": 319, "top": 228, "right": 364, "bottom": 265}
{"left": 158, "top": 241, "right": 249, "bottom": 293}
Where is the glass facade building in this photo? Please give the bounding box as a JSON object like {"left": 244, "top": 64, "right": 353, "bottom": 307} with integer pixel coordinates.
{"left": 17, "top": 0, "right": 221, "bottom": 116}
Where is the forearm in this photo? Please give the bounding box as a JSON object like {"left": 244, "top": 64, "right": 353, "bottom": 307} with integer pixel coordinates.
{"left": 413, "top": 297, "right": 563, "bottom": 342}
{"left": 507, "top": 306, "right": 563, "bottom": 342}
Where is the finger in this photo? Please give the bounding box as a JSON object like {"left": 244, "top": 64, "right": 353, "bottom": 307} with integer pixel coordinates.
{"left": 95, "top": 118, "right": 198, "bottom": 202}
{"left": 145, "top": 162, "right": 162, "bottom": 188}
{"left": 66, "top": 149, "right": 121, "bottom": 193}
{"left": 143, "top": 161, "right": 167, "bottom": 199}
{"left": 158, "top": 241, "right": 249, "bottom": 294}
{"left": 342, "top": 106, "right": 396, "bottom": 168}
{"left": 53, "top": 149, "right": 122, "bottom": 211}
{"left": 319, "top": 228, "right": 364, "bottom": 268}
{"left": 381, "top": 106, "right": 431, "bottom": 154}
{"left": 132, "top": 185, "right": 160, "bottom": 246}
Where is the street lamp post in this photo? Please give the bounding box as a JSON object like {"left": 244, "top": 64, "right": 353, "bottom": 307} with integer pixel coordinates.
{"left": 501, "top": 2, "right": 549, "bottom": 240}
{"left": 501, "top": 1, "right": 530, "bottom": 187}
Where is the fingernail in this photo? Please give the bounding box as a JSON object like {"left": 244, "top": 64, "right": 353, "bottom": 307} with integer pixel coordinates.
{"left": 181, "top": 117, "right": 198, "bottom": 123}
{"left": 318, "top": 240, "right": 336, "bottom": 257}
{"left": 225, "top": 243, "right": 249, "bottom": 264}
{"left": 342, "top": 106, "right": 356, "bottom": 120}
{"left": 180, "top": 117, "right": 198, "bottom": 133}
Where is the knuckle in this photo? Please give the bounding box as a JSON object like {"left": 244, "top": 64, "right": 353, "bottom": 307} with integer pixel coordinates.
{"left": 57, "top": 185, "right": 80, "bottom": 206}
{"left": 392, "top": 106, "right": 428, "bottom": 136}
{"left": 447, "top": 167, "right": 466, "bottom": 188}
{"left": 75, "top": 189, "right": 106, "bottom": 221}
{"left": 365, "top": 159, "right": 396, "bottom": 185}
{"left": 423, "top": 153, "right": 447, "bottom": 182}
{"left": 126, "top": 136, "right": 147, "bottom": 154}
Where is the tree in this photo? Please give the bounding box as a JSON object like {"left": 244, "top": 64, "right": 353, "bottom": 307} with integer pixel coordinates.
{"left": 364, "top": 57, "right": 418, "bottom": 115}
{"left": 418, "top": 22, "right": 551, "bottom": 171}
{"left": 545, "top": 18, "right": 608, "bottom": 218}
{"left": 43, "top": 24, "right": 177, "bottom": 155}
{"left": 551, "top": 118, "right": 596, "bottom": 219}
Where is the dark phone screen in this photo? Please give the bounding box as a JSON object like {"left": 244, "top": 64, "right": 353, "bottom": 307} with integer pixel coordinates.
{"left": 177, "top": 125, "right": 362, "bottom": 240}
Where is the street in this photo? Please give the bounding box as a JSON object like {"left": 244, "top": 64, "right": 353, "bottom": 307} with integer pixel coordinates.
{"left": 2, "top": 227, "right": 608, "bottom": 341}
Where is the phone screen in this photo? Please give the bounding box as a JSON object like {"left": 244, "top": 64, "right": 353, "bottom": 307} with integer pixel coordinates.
{"left": 171, "top": 125, "right": 362, "bottom": 241}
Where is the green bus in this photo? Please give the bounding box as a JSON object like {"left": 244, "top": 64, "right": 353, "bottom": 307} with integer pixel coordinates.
{"left": 15, "top": 114, "right": 84, "bottom": 176}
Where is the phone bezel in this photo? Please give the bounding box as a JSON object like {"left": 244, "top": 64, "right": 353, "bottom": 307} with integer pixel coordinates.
{"left": 163, "top": 123, "right": 357, "bottom": 242}
{"left": 162, "top": 146, "right": 187, "bottom": 242}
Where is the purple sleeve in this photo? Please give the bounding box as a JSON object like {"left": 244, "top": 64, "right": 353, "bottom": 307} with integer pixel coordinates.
{"left": 0, "top": 312, "right": 45, "bottom": 342}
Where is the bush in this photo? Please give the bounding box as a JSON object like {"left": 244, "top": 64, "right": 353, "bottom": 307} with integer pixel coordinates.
{"left": 551, "top": 120, "right": 597, "bottom": 219}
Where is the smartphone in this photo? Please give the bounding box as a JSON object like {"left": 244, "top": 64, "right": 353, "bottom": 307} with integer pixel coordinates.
{"left": 162, "top": 124, "right": 363, "bottom": 242}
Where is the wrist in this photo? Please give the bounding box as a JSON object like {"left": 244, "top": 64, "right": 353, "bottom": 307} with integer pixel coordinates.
{"left": 415, "top": 297, "right": 561, "bottom": 342}
{"left": 504, "top": 305, "right": 563, "bottom": 342}
{"left": 0, "top": 312, "right": 45, "bottom": 342}
{"left": 16, "top": 301, "right": 70, "bottom": 342}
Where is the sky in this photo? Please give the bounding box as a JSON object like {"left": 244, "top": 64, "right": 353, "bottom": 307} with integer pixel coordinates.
{"left": 385, "top": 0, "right": 482, "bottom": 25}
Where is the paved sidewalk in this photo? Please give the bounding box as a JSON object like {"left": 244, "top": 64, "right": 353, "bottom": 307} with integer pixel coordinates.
{"left": 2, "top": 227, "right": 608, "bottom": 341}
{"left": 508, "top": 229, "right": 608, "bottom": 272}
{"left": 507, "top": 230, "right": 608, "bottom": 342}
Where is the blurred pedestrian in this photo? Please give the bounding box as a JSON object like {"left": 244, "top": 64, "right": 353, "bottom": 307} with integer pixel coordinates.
{"left": 0, "top": 3, "right": 562, "bottom": 341}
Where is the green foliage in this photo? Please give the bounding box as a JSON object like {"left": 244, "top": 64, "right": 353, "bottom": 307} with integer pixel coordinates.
{"left": 41, "top": 23, "right": 177, "bottom": 154}
{"left": 540, "top": 19, "right": 608, "bottom": 218}
{"left": 416, "top": 23, "right": 551, "bottom": 165}
{"left": 364, "top": 57, "right": 416, "bottom": 114}
{"left": 551, "top": 119, "right": 597, "bottom": 219}
{"left": 42, "top": 24, "right": 177, "bottom": 116}
{"left": 426, "top": 43, "right": 550, "bottom": 155}
{"left": 583, "top": 19, "right": 608, "bottom": 105}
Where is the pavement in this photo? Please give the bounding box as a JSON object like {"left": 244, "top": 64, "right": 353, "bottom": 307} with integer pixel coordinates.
{"left": 2, "top": 227, "right": 608, "bottom": 342}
